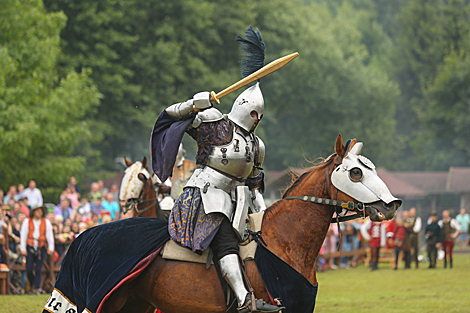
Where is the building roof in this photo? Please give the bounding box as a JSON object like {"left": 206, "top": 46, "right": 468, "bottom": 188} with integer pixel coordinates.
{"left": 446, "top": 167, "right": 470, "bottom": 193}
{"left": 392, "top": 171, "right": 448, "bottom": 195}
{"left": 376, "top": 169, "right": 426, "bottom": 197}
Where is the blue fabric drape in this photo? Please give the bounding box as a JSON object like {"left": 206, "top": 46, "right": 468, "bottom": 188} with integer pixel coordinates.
{"left": 150, "top": 110, "right": 195, "bottom": 182}
{"left": 254, "top": 243, "right": 318, "bottom": 313}
{"left": 45, "top": 217, "right": 170, "bottom": 313}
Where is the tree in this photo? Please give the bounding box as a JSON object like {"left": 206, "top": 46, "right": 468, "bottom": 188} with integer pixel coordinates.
{"left": 253, "top": 0, "right": 399, "bottom": 169}
{"left": 392, "top": 0, "right": 470, "bottom": 169}
{"left": 0, "top": 0, "right": 100, "bottom": 196}
{"left": 44, "top": 0, "right": 256, "bottom": 167}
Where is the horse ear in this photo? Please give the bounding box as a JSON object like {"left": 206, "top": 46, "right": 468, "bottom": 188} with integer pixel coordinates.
{"left": 335, "top": 134, "right": 346, "bottom": 157}
{"left": 124, "top": 158, "right": 133, "bottom": 168}
{"left": 349, "top": 139, "right": 357, "bottom": 151}
{"left": 142, "top": 156, "right": 147, "bottom": 169}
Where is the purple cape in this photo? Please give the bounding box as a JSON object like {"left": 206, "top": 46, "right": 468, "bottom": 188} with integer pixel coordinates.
{"left": 149, "top": 110, "right": 195, "bottom": 182}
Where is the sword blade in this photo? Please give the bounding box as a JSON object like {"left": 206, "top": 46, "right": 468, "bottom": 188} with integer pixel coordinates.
{"left": 210, "top": 52, "right": 299, "bottom": 105}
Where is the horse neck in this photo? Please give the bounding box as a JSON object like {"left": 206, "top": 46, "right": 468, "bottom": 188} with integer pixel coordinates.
{"left": 261, "top": 164, "right": 334, "bottom": 284}
{"left": 134, "top": 180, "right": 158, "bottom": 218}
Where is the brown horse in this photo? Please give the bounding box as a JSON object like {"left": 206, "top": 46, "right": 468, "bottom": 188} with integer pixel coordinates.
{"left": 103, "top": 134, "right": 401, "bottom": 313}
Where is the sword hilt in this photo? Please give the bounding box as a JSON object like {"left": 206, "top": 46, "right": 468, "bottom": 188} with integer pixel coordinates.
{"left": 209, "top": 91, "right": 220, "bottom": 105}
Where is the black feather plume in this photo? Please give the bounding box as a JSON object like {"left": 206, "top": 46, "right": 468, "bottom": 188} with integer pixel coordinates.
{"left": 235, "top": 26, "right": 265, "bottom": 79}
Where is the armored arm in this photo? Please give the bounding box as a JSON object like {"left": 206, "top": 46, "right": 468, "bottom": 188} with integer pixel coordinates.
{"left": 248, "top": 137, "right": 266, "bottom": 212}
{"left": 165, "top": 91, "right": 212, "bottom": 120}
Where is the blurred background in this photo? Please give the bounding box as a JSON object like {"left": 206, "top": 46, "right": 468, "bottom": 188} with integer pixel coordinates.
{"left": 1, "top": 0, "right": 470, "bottom": 213}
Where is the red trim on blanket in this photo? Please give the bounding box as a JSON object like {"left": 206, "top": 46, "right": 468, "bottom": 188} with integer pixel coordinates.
{"left": 96, "top": 247, "right": 163, "bottom": 313}
{"left": 265, "top": 285, "right": 276, "bottom": 305}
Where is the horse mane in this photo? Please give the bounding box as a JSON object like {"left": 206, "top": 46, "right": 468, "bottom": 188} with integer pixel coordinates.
{"left": 263, "top": 153, "right": 337, "bottom": 220}
{"left": 281, "top": 153, "right": 337, "bottom": 198}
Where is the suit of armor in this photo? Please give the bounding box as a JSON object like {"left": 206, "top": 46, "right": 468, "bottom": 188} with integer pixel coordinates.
{"left": 163, "top": 84, "right": 280, "bottom": 312}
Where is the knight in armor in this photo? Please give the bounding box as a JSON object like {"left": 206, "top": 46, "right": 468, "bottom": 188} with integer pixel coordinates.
{"left": 150, "top": 27, "right": 282, "bottom": 313}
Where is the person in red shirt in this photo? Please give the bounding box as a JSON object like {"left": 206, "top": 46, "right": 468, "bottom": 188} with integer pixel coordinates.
{"left": 361, "top": 219, "right": 386, "bottom": 270}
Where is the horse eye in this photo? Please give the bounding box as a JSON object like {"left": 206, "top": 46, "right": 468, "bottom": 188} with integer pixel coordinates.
{"left": 138, "top": 173, "right": 147, "bottom": 182}
{"left": 349, "top": 167, "right": 363, "bottom": 182}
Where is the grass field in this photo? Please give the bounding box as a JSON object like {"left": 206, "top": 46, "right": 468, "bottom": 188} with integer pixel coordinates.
{"left": 0, "top": 254, "right": 469, "bottom": 313}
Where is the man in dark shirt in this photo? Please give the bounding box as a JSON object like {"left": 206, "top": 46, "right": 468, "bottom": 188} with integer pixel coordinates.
{"left": 425, "top": 212, "right": 441, "bottom": 269}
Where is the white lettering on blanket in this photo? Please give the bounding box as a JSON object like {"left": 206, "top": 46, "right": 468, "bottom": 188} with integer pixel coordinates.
{"left": 44, "top": 289, "right": 79, "bottom": 313}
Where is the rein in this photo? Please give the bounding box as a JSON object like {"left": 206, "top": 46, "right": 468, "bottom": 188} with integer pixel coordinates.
{"left": 125, "top": 178, "right": 158, "bottom": 216}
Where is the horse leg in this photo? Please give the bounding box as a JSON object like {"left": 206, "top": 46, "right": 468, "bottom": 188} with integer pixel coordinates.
{"left": 132, "top": 256, "right": 226, "bottom": 313}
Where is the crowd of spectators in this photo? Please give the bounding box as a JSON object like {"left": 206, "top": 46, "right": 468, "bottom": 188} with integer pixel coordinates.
{"left": 317, "top": 207, "right": 469, "bottom": 271}
{"left": 0, "top": 177, "right": 124, "bottom": 294}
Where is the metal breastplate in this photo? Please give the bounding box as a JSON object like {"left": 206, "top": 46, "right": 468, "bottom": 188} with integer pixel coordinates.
{"left": 207, "top": 127, "right": 257, "bottom": 180}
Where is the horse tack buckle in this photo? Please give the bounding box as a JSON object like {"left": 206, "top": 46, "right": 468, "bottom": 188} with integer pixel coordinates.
{"left": 340, "top": 202, "right": 355, "bottom": 210}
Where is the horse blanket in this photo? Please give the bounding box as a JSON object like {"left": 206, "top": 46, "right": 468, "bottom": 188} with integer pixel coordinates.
{"left": 43, "top": 217, "right": 318, "bottom": 313}
{"left": 43, "top": 217, "right": 170, "bottom": 313}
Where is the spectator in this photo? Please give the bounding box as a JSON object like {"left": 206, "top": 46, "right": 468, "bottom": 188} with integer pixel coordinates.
{"left": 407, "top": 207, "right": 422, "bottom": 269}
{"left": 0, "top": 208, "right": 8, "bottom": 264}
{"left": 109, "top": 183, "right": 120, "bottom": 204}
{"left": 438, "top": 210, "right": 460, "bottom": 269}
{"left": 12, "top": 202, "right": 21, "bottom": 218}
{"left": 71, "top": 222, "right": 80, "bottom": 234}
{"left": 4, "top": 185, "right": 18, "bottom": 204}
{"left": 73, "top": 212, "right": 83, "bottom": 224}
{"left": 425, "top": 212, "right": 441, "bottom": 269}
{"left": 22, "top": 180, "right": 43, "bottom": 208}
{"left": 90, "top": 197, "right": 104, "bottom": 216}
{"left": 102, "top": 193, "right": 120, "bottom": 220}
{"left": 54, "top": 215, "right": 64, "bottom": 233}
{"left": 17, "top": 213, "right": 27, "bottom": 229}
{"left": 325, "top": 224, "right": 338, "bottom": 269}
{"left": 46, "top": 212, "right": 56, "bottom": 226}
{"left": 455, "top": 208, "right": 469, "bottom": 250}
{"left": 361, "top": 219, "right": 386, "bottom": 271}
{"left": 89, "top": 182, "right": 102, "bottom": 201}
{"left": 0, "top": 189, "right": 4, "bottom": 205}
{"left": 20, "top": 205, "right": 54, "bottom": 294}
{"left": 17, "top": 183, "right": 25, "bottom": 200}
{"left": 18, "top": 197, "right": 30, "bottom": 216}
{"left": 78, "top": 222, "right": 88, "bottom": 235}
{"left": 60, "top": 187, "right": 80, "bottom": 210}
{"left": 67, "top": 176, "right": 81, "bottom": 196}
{"left": 101, "top": 214, "right": 112, "bottom": 224}
{"left": 78, "top": 197, "right": 91, "bottom": 217}
{"left": 97, "top": 180, "right": 109, "bottom": 195}
{"left": 54, "top": 198, "right": 73, "bottom": 220}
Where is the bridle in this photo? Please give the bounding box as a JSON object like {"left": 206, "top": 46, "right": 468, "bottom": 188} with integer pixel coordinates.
{"left": 123, "top": 174, "right": 159, "bottom": 216}
{"left": 282, "top": 154, "right": 366, "bottom": 224}
{"left": 282, "top": 154, "right": 367, "bottom": 250}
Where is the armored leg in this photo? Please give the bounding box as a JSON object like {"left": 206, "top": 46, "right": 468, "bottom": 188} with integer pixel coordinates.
{"left": 212, "top": 217, "right": 283, "bottom": 313}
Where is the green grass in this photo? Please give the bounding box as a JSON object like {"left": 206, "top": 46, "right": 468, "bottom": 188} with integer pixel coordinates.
{"left": 0, "top": 254, "right": 469, "bottom": 312}
{"left": 315, "top": 253, "right": 470, "bottom": 313}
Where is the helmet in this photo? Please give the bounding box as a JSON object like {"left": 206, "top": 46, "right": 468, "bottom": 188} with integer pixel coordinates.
{"left": 227, "top": 82, "right": 264, "bottom": 132}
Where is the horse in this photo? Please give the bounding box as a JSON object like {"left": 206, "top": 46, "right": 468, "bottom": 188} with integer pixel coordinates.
{"left": 101, "top": 134, "right": 401, "bottom": 313}
{"left": 119, "top": 157, "right": 165, "bottom": 219}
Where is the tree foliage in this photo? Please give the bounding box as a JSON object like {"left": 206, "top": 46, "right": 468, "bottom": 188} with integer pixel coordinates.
{"left": 0, "top": 0, "right": 99, "bottom": 192}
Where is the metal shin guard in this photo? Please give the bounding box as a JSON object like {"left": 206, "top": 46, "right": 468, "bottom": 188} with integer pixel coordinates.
{"left": 219, "top": 254, "right": 249, "bottom": 306}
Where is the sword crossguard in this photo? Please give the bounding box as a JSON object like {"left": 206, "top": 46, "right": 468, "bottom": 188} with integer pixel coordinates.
{"left": 210, "top": 91, "right": 220, "bottom": 105}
